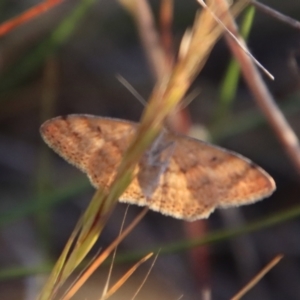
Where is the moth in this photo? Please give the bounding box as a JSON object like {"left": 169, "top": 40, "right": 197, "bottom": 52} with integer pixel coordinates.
{"left": 40, "top": 114, "right": 276, "bottom": 221}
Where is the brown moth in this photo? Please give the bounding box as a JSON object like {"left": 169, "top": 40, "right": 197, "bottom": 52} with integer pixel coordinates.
{"left": 40, "top": 114, "right": 276, "bottom": 221}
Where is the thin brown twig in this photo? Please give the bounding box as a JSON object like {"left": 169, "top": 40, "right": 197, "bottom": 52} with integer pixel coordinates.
{"left": 60, "top": 247, "right": 103, "bottom": 300}
{"left": 101, "top": 252, "right": 154, "bottom": 300}
{"left": 231, "top": 254, "right": 284, "bottom": 300}
{"left": 101, "top": 205, "right": 130, "bottom": 297}
{"left": 121, "top": 0, "right": 168, "bottom": 81}
{"left": 0, "top": 0, "right": 63, "bottom": 37}
{"left": 62, "top": 207, "right": 149, "bottom": 300}
{"left": 251, "top": 0, "right": 300, "bottom": 30}
{"left": 215, "top": 0, "right": 300, "bottom": 174}
{"left": 131, "top": 251, "right": 159, "bottom": 300}
{"left": 159, "top": 0, "right": 175, "bottom": 68}
{"left": 116, "top": 74, "right": 147, "bottom": 107}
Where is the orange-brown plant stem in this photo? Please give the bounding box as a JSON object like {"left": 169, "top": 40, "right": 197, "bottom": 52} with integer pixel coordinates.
{"left": 160, "top": 0, "right": 175, "bottom": 68}
{"left": 231, "top": 254, "right": 283, "bottom": 300}
{"left": 0, "top": 0, "right": 63, "bottom": 37}
{"left": 62, "top": 207, "right": 149, "bottom": 300}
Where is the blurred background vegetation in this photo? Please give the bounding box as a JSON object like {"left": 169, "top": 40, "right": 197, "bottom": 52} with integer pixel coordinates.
{"left": 0, "top": 0, "right": 300, "bottom": 299}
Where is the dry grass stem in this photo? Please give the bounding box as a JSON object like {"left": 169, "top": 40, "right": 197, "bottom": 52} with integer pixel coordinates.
{"left": 38, "top": 214, "right": 84, "bottom": 299}
{"left": 61, "top": 207, "right": 149, "bottom": 300}
{"left": 215, "top": 0, "right": 300, "bottom": 174}
{"left": 251, "top": 0, "right": 300, "bottom": 30}
{"left": 60, "top": 244, "right": 103, "bottom": 300}
{"left": 231, "top": 254, "right": 284, "bottom": 300}
{"left": 178, "top": 29, "right": 193, "bottom": 62}
{"left": 58, "top": 189, "right": 114, "bottom": 285}
{"left": 131, "top": 252, "right": 159, "bottom": 300}
{"left": 100, "top": 253, "right": 154, "bottom": 300}
{"left": 119, "top": 0, "right": 168, "bottom": 80}
{"left": 159, "top": 0, "right": 175, "bottom": 67}
{"left": 101, "top": 205, "right": 130, "bottom": 297}
{"left": 116, "top": 74, "right": 147, "bottom": 107}
{"left": 198, "top": 0, "right": 273, "bottom": 80}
